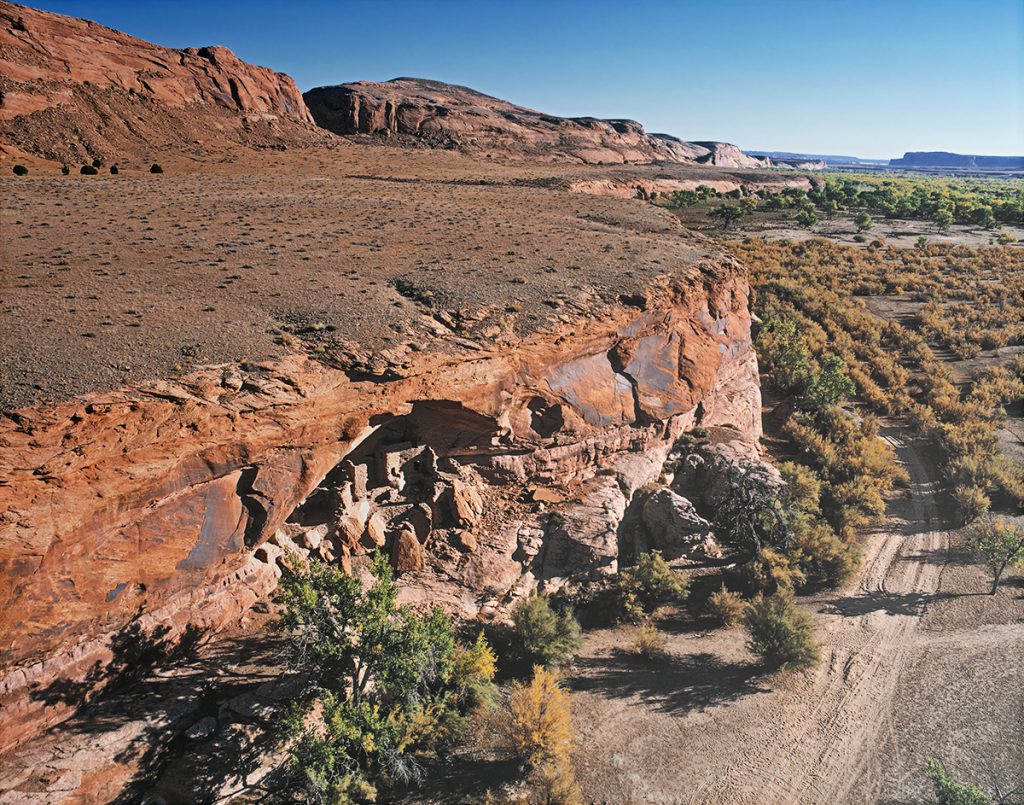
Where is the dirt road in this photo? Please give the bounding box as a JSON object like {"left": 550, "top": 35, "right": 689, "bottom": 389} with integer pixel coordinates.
{"left": 571, "top": 429, "right": 1024, "bottom": 803}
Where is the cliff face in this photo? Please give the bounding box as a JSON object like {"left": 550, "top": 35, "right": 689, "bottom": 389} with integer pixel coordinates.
{"left": 889, "top": 151, "right": 1024, "bottom": 170}
{"left": 0, "top": 260, "right": 760, "bottom": 753}
{"left": 304, "top": 78, "right": 770, "bottom": 167}
{"left": 0, "top": 1, "right": 317, "bottom": 162}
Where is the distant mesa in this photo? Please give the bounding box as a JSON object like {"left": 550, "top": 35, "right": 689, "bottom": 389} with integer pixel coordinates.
{"left": 889, "top": 151, "right": 1024, "bottom": 170}
{"left": 304, "top": 77, "right": 769, "bottom": 167}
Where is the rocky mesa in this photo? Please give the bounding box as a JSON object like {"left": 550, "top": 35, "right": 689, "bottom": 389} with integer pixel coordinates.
{"left": 304, "top": 77, "right": 769, "bottom": 167}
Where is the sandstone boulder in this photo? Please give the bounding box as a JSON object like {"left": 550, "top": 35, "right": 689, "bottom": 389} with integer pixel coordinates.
{"left": 391, "top": 528, "right": 424, "bottom": 573}
{"left": 640, "top": 488, "right": 718, "bottom": 560}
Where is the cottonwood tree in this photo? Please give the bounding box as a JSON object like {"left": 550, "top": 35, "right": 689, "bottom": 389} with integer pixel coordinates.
{"left": 966, "top": 519, "right": 1024, "bottom": 595}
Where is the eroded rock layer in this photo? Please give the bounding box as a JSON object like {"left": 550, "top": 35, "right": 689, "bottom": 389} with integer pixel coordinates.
{"left": 0, "top": 1, "right": 318, "bottom": 162}
{"left": 304, "top": 77, "right": 770, "bottom": 167}
{"left": 0, "top": 262, "right": 760, "bottom": 753}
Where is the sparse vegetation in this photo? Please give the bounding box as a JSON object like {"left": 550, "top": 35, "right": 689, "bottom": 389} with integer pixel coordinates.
{"left": 630, "top": 623, "right": 669, "bottom": 659}
{"left": 706, "top": 585, "right": 746, "bottom": 627}
{"left": 149, "top": 163, "right": 164, "bottom": 173}
{"left": 12, "top": 164, "right": 28, "bottom": 176}
{"left": 924, "top": 759, "right": 990, "bottom": 805}
{"left": 80, "top": 164, "right": 98, "bottom": 175}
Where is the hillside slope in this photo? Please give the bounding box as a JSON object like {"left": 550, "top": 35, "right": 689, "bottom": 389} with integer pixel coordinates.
{"left": 0, "top": 1, "right": 320, "bottom": 163}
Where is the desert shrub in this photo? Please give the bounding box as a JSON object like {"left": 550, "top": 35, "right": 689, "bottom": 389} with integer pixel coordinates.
{"left": 149, "top": 163, "right": 163, "bottom": 174}
{"left": 80, "top": 164, "right": 98, "bottom": 175}
{"left": 630, "top": 623, "right": 669, "bottom": 659}
{"left": 706, "top": 585, "right": 746, "bottom": 627}
{"left": 512, "top": 593, "right": 581, "bottom": 668}
{"left": 743, "top": 593, "right": 820, "bottom": 671}
{"left": 61, "top": 164, "right": 70, "bottom": 175}
{"left": 91, "top": 157, "right": 103, "bottom": 168}
{"left": 276, "top": 553, "right": 493, "bottom": 802}
{"left": 615, "top": 551, "right": 689, "bottom": 622}
{"left": 953, "top": 484, "right": 990, "bottom": 524}
{"left": 966, "top": 518, "right": 1024, "bottom": 595}
{"left": 792, "top": 522, "right": 860, "bottom": 589}
{"left": 736, "top": 546, "right": 806, "bottom": 596}
{"left": 12, "top": 164, "right": 27, "bottom": 176}
{"left": 924, "top": 759, "right": 989, "bottom": 805}
{"left": 504, "top": 666, "right": 581, "bottom": 805}
{"left": 109, "top": 165, "right": 119, "bottom": 175}
{"left": 853, "top": 233, "right": 867, "bottom": 242}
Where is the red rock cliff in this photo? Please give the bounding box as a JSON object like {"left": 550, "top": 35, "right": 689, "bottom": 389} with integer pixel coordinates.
{"left": 0, "top": 1, "right": 316, "bottom": 161}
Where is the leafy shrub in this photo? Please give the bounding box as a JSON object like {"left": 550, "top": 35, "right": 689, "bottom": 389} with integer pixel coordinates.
{"left": 736, "top": 546, "right": 806, "bottom": 596}
{"left": 61, "top": 164, "right": 70, "bottom": 175}
{"left": 512, "top": 593, "right": 581, "bottom": 668}
{"left": 924, "top": 759, "right": 989, "bottom": 805}
{"left": 706, "top": 585, "right": 746, "bottom": 627}
{"left": 743, "top": 593, "right": 820, "bottom": 671}
{"left": 630, "top": 623, "right": 668, "bottom": 659}
{"left": 504, "top": 666, "right": 581, "bottom": 805}
{"left": 792, "top": 522, "right": 860, "bottom": 588}
{"left": 91, "top": 157, "right": 103, "bottom": 168}
{"left": 12, "top": 164, "right": 27, "bottom": 176}
{"left": 109, "top": 165, "right": 119, "bottom": 175}
{"left": 953, "top": 484, "right": 990, "bottom": 524}
{"left": 149, "top": 163, "right": 163, "bottom": 174}
{"left": 615, "top": 551, "right": 689, "bottom": 622}
{"left": 80, "top": 165, "right": 98, "bottom": 175}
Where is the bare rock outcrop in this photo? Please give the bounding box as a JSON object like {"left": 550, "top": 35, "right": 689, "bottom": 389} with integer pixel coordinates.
{"left": 0, "top": 1, "right": 318, "bottom": 162}
{"left": 0, "top": 258, "right": 762, "bottom": 753}
{"left": 304, "top": 77, "right": 770, "bottom": 167}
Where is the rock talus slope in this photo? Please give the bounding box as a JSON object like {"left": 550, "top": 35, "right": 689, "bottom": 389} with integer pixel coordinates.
{"left": 304, "top": 77, "right": 770, "bottom": 167}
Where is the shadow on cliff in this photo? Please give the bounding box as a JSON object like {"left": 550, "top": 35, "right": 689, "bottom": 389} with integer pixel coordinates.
{"left": 28, "top": 619, "right": 292, "bottom": 803}
{"left": 569, "top": 650, "right": 769, "bottom": 714}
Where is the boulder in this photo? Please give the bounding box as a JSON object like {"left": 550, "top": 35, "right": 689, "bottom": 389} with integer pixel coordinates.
{"left": 640, "top": 488, "right": 717, "bottom": 560}
{"left": 391, "top": 528, "right": 424, "bottom": 573}
{"left": 451, "top": 480, "right": 484, "bottom": 527}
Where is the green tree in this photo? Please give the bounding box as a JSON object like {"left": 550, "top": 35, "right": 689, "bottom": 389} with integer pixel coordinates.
{"left": 934, "top": 208, "right": 954, "bottom": 232}
{"left": 924, "top": 760, "right": 989, "bottom": 805}
{"left": 805, "top": 355, "right": 856, "bottom": 411}
{"left": 757, "top": 315, "right": 813, "bottom": 393}
{"left": 966, "top": 519, "right": 1024, "bottom": 594}
{"left": 710, "top": 203, "right": 744, "bottom": 230}
{"left": 854, "top": 212, "right": 873, "bottom": 232}
{"left": 512, "top": 593, "right": 582, "bottom": 667}
{"left": 739, "top": 196, "right": 758, "bottom": 216}
{"left": 796, "top": 206, "right": 818, "bottom": 228}
{"left": 276, "top": 553, "right": 492, "bottom": 801}
{"left": 743, "top": 593, "right": 820, "bottom": 671}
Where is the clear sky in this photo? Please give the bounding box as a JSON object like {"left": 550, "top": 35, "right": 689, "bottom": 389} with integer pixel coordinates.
{"left": 28, "top": 0, "right": 1024, "bottom": 158}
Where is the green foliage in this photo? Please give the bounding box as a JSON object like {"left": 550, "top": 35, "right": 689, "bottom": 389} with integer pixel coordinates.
{"left": 668, "top": 189, "right": 700, "bottom": 209}
{"left": 12, "top": 164, "right": 27, "bottom": 176}
{"left": 61, "top": 164, "right": 70, "bottom": 175}
{"left": 512, "top": 593, "right": 581, "bottom": 667}
{"left": 717, "top": 463, "right": 792, "bottom": 557}
{"left": 631, "top": 623, "right": 669, "bottom": 658}
{"left": 80, "top": 164, "right": 98, "bottom": 175}
{"left": 149, "top": 163, "right": 164, "bottom": 173}
{"left": 924, "top": 760, "right": 989, "bottom": 805}
{"left": 91, "top": 157, "right": 103, "bottom": 168}
{"left": 276, "top": 553, "right": 495, "bottom": 802}
{"left": 795, "top": 206, "right": 818, "bottom": 228}
{"left": 710, "top": 203, "right": 743, "bottom": 230}
{"left": 953, "top": 484, "right": 990, "bottom": 524}
{"left": 616, "top": 551, "right": 689, "bottom": 621}
{"left": 109, "top": 165, "right": 119, "bottom": 175}
{"left": 706, "top": 585, "right": 746, "bottom": 627}
{"left": 743, "top": 593, "right": 820, "bottom": 671}
{"left": 757, "top": 315, "right": 812, "bottom": 394}
{"left": 966, "top": 519, "right": 1024, "bottom": 594}
{"left": 804, "top": 355, "right": 856, "bottom": 411}
{"left": 854, "top": 211, "right": 873, "bottom": 232}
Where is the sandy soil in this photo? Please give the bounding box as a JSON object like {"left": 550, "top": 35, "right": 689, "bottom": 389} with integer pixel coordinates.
{"left": 569, "top": 427, "right": 1024, "bottom": 804}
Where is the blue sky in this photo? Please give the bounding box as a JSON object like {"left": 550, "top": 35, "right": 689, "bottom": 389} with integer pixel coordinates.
{"left": 29, "top": 0, "right": 1024, "bottom": 158}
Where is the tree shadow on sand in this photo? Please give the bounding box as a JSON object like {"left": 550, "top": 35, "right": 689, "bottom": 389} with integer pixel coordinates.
{"left": 820, "top": 590, "right": 965, "bottom": 618}
{"left": 569, "top": 651, "right": 769, "bottom": 714}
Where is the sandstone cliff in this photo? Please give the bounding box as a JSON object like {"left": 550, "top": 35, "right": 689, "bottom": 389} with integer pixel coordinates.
{"left": 0, "top": 1, "right": 318, "bottom": 162}
{"left": 304, "top": 77, "right": 770, "bottom": 167}
{"left": 0, "top": 258, "right": 761, "bottom": 753}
